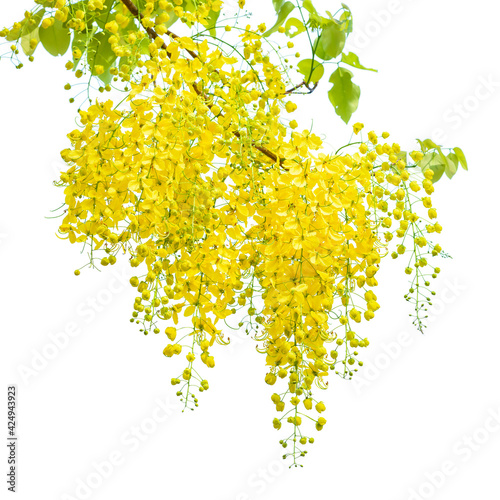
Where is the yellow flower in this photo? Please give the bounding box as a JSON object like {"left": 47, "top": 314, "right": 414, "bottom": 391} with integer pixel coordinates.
{"left": 105, "top": 20, "right": 119, "bottom": 34}
{"left": 353, "top": 122, "right": 364, "bottom": 134}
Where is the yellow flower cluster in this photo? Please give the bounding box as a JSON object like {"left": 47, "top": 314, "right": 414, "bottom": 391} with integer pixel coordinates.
{"left": 53, "top": 22, "right": 444, "bottom": 462}
{"left": 0, "top": 0, "right": 442, "bottom": 464}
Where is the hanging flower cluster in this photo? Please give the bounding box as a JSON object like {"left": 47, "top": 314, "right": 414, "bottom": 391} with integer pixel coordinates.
{"left": 1, "top": 0, "right": 463, "bottom": 465}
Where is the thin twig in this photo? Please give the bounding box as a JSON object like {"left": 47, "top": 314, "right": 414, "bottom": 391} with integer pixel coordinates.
{"left": 284, "top": 80, "right": 318, "bottom": 95}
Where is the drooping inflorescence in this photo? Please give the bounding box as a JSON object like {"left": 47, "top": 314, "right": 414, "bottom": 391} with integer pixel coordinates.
{"left": 1, "top": 0, "right": 466, "bottom": 465}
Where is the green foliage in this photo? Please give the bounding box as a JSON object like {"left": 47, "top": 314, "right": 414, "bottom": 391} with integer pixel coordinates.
{"left": 416, "top": 139, "right": 468, "bottom": 182}
{"left": 0, "top": 0, "right": 467, "bottom": 176}
{"left": 6, "top": 8, "right": 45, "bottom": 41}
{"left": 419, "top": 152, "right": 446, "bottom": 182}
{"left": 39, "top": 19, "right": 71, "bottom": 56}
{"left": 339, "top": 3, "right": 353, "bottom": 34}
{"left": 445, "top": 153, "right": 458, "bottom": 179}
{"left": 164, "top": 11, "right": 179, "bottom": 28}
{"left": 284, "top": 17, "right": 305, "bottom": 38}
{"left": 328, "top": 67, "right": 360, "bottom": 123}
{"left": 87, "top": 30, "right": 117, "bottom": 83}
{"left": 205, "top": 9, "right": 220, "bottom": 37}
{"left": 341, "top": 52, "right": 377, "bottom": 72}
{"left": 453, "top": 147, "right": 468, "bottom": 170}
{"left": 315, "top": 21, "right": 345, "bottom": 60}
{"left": 272, "top": 0, "right": 286, "bottom": 13}
{"left": 263, "top": 1, "right": 295, "bottom": 37}
{"left": 283, "top": 1, "right": 370, "bottom": 122}
{"left": 71, "top": 30, "right": 88, "bottom": 64}
{"left": 93, "top": 0, "right": 117, "bottom": 29}
{"left": 297, "top": 58, "right": 324, "bottom": 83}
{"left": 21, "top": 27, "right": 40, "bottom": 56}
{"left": 302, "top": 0, "right": 317, "bottom": 15}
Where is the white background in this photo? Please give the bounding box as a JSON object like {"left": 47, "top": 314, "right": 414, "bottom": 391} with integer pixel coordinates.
{"left": 1, "top": 0, "right": 500, "bottom": 499}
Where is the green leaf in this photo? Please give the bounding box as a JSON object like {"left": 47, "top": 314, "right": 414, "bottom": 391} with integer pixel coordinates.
{"left": 445, "top": 153, "right": 459, "bottom": 179}
{"left": 205, "top": 9, "right": 220, "bottom": 37}
{"left": 419, "top": 152, "right": 445, "bottom": 182}
{"left": 26, "top": 9, "right": 46, "bottom": 33}
{"left": 6, "top": 26, "right": 22, "bottom": 42}
{"left": 36, "top": 0, "right": 56, "bottom": 5}
{"left": 21, "top": 27, "right": 40, "bottom": 56}
{"left": 424, "top": 139, "right": 438, "bottom": 150}
{"left": 87, "top": 31, "right": 117, "bottom": 84}
{"left": 327, "top": 67, "right": 360, "bottom": 123}
{"left": 72, "top": 30, "right": 89, "bottom": 65}
{"left": 263, "top": 1, "right": 295, "bottom": 37}
{"left": 39, "top": 19, "right": 70, "bottom": 56}
{"left": 339, "top": 4, "right": 353, "bottom": 34}
{"left": 453, "top": 146, "right": 468, "bottom": 170}
{"left": 7, "top": 8, "right": 45, "bottom": 41}
{"left": 312, "top": 37, "right": 323, "bottom": 59}
{"left": 315, "top": 22, "right": 345, "bottom": 60}
{"left": 341, "top": 52, "right": 377, "bottom": 72}
{"left": 285, "top": 18, "right": 306, "bottom": 38}
{"left": 272, "top": 0, "right": 286, "bottom": 13}
{"left": 434, "top": 145, "right": 454, "bottom": 179}
{"left": 182, "top": 0, "right": 196, "bottom": 11}
{"left": 138, "top": 36, "right": 152, "bottom": 55}
{"left": 396, "top": 151, "right": 407, "bottom": 163}
{"left": 94, "top": 0, "right": 116, "bottom": 29}
{"left": 418, "top": 152, "right": 435, "bottom": 171}
{"left": 416, "top": 138, "right": 439, "bottom": 153}
{"left": 297, "top": 59, "right": 324, "bottom": 83}
{"left": 302, "top": 0, "right": 317, "bottom": 14}
{"left": 164, "top": 11, "right": 179, "bottom": 29}
{"left": 68, "top": 1, "right": 86, "bottom": 19}
{"left": 119, "top": 55, "right": 138, "bottom": 76}
{"left": 429, "top": 159, "right": 446, "bottom": 182}
{"left": 416, "top": 139, "right": 426, "bottom": 152}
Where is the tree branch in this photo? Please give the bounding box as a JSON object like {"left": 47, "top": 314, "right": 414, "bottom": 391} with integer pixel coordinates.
{"left": 120, "top": 0, "right": 197, "bottom": 59}
{"left": 119, "top": 0, "right": 283, "bottom": 165}
{"left": 284, "top": 80, "right": 319, "bottom": 95}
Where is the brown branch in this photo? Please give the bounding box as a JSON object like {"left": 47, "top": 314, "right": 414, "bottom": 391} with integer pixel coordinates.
{"left": 284, "top": 80, "right": 319, "bottom": 95}
{"left": 233, "top": 131, "right": 280, "bottom": 163}
{"left": 119, "top": 0, "right": 283, "bottom": 165}
{"left": 120, "top": 0, "right": 197, "bottom": 59}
